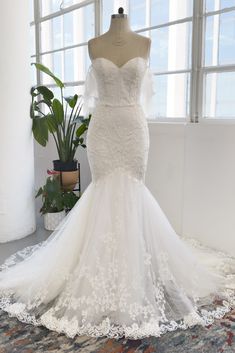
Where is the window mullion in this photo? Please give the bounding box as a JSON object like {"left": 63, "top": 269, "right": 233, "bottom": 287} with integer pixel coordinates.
{"left": 146, "top": 0, "right": 151, "bottom": 37}
{"left": 190, "top": 0, "right": 204, "bottom": 123}
{"left": 34, "top": 0, "right": 41, "bottom": 86}
{"left": 205, "top": 5, "right": 235, "bottom": 17}
{"left": 62, "top": 13, "right": 65, "bottom": 83}
{"left": 95, "top": 0, "right": 101, "bottom": 36}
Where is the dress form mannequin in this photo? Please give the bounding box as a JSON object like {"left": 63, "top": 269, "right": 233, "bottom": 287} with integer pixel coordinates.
{"left": 88, "top": 8, "right": 151, "bottom": 67}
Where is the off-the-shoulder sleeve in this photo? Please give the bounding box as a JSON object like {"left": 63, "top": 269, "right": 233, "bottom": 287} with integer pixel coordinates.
{"left": 140, "top": 66, "right": 156, "bottom": 118}
{"left": 82, "top": 65, "right": 98, "bottom": 117}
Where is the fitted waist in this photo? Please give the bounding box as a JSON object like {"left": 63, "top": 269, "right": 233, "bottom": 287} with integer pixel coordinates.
{"left": 96, "top": 102, "right": 142, "bottom": 108}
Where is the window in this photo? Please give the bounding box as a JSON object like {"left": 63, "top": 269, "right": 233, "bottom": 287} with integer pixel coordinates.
{"left": 203, "top": 1, "right": 235, "bottom": 119}
{"left": 103, "top": 0, "right": 192, "bottom": 120}
{"left": 30, "top": 0, "right": 235, "bottom": 121}
{"left": 30, "top": 0, "right": 96, "bottom": 101}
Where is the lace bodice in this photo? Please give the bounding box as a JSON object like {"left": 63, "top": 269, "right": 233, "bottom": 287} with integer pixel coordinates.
{"left": 83, "top": 56, "right": 155, "bottom": 117}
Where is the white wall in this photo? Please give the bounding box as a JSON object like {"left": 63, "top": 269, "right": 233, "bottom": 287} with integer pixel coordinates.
{"left": 0, "top": 0, "right": 35, "bottom": 242}
{"left": 146, "top": 122, "right": 235, "bottom": 256}
{"left": 34, "top": 122, "right": 235, "bottom": 256}
{"left": 182, "top": 123, "right": 235, "bottom": 256}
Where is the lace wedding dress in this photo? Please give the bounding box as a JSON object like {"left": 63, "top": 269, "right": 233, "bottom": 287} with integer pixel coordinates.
{"left": 0, "top": 56, "right": 234, "bottom": 340}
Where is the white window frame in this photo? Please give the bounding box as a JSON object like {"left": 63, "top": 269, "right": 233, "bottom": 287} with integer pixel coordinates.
{"left": 134, "top": 10, "right": 193, "bottom": 122}
{"left": 31, "top": 0, "right": 101, "bottom": 90}
{"left": 199, "top": 3, "right": 235, "bottom": 123}
{"left": 30, "top": 0, "right": 235, "bottom": 123}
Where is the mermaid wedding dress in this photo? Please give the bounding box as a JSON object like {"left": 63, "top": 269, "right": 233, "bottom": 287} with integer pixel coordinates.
{"left": 0, "top": 56, "right": 234, "bottom": 340}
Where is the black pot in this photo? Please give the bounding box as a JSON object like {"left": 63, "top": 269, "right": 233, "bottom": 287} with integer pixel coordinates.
{"left": 53, "top": 159, "right": 78, "bottom": 172}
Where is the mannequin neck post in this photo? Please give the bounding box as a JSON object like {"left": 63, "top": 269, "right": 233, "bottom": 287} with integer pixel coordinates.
{"left": 108, "top": 16, "right": 132, "bottom": 35}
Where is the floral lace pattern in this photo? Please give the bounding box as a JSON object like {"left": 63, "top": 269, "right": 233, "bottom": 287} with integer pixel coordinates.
{"left": 82, "top": 57, "right": 155, "bottom": 117}
{"left": 0, "top": 57, "right": 234, "bottom": 340}
{"left": 0, "top": 227, "right": 234, "bottom": 339}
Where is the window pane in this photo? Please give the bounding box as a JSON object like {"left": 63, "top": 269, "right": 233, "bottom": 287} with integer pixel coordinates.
{"left": 40, "top": 46, "right": 90, "bottom": 85}
{"left": 102, "top": 0, "right": 115, "bottom": 33}
{"left": 204, "top": 71, "right": 235, "bottom": 118}
{"left": 102, "top": 0, "right": 192, "bottom": 32}
{"left": 219, "top": 11, "right": 235, "bottom": 65}
{"left": 205, "top": 0, "right": 219, "bottom": 12}
{"left": 40, "top": 0, "right": 87, "bottom": 17}
{"left": 220, "top": 0, "right": 235, "bottom": 9}
{"left": 204, "top": 14, "right": 218, "bottom": 66}
{"left": 66, "top": 4, "right": 95, "bottom": 45}
{"left": 30, "top": 64, "right": 37, "bottom": 86}
{"left": 52, "top": 16, "right": 63, "bottom": 50}
{"left": 146, "top": 22, "right": 192, "bottom": 72}
{"left": 153, "top": 73, "right": 190, "bottom": 118}
{"left": 84, "top": 4, "right": 95, "bottom": 41}
{"left": 30, "top": 25, "right": 35, "bottom": 56}
{"left": 53, "top": 52, "right": 63, "bottom": 80}
{"left": 151, "top": 0, "right": 193, "bottom": 26}
{"left": 205, "top": 11, "right": 235, "bottom": 66}
{"left": 64, "top": 49, "right": 74, "bottom": 82}
{"left": 50, "top": 86, "right": 61, "bottom": 100}
{"left": 129, "top": 0, "right": 146, "bottom": 30}
{"left": 64, "top": 12, "right": 74, "bottom": 47}
{"left": 30, "top": 0, "right": 34, "bottom": 22}
{"left": 40, "top": 17, "right": 62, "bottom": 52}
{"left": 64, "top": 46, "right": 90, "bottom": 82}
{"left": 40, "top": 20, "right": 51, "bottom": 53}
{"left": 64, "top": 85, "right": 84, "bottom": 97}
{"left": 40, "top": 53, "right": 55, "bottom": 85}
{"left": 205, "top": 0, "right": 235, "bottom": 12}
{"left": 40, "top": 4, "right": 95, "bottom": 53}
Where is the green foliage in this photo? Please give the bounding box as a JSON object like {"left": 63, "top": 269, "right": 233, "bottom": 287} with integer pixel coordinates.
{"left": 35, "top": 175, "right": 79, "bottom": 215}
{"left": 30, "top": 63, "right": 91, "bottom": 162}
{"left": 31, "top": 63, "right": 64, "bottom": 88}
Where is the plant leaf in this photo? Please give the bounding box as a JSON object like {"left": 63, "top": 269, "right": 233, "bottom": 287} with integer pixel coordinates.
{"left": 37, "top": 86, "right": 54, "bottom": 101}
{"left": 35, "top": 187, "right": 43, "bottom": 198}
{"left": 31, "top": 62, "right": 64, "bottom": 88}
{"left": 32, "top": 116, "right": 48, "bottom": 146}
{"left": 30, "top": 86, "right": 38, "bottom": 97}
{"left": 72, "top": 114, "right": 91, "bottom": 125}
{"left": 46, "top": 114, "right": 58, "bottom": 133}
{"left": 75, "top": 123, "right": 87, "bottom": 137}
{"left": 64, "top": 94, "right": 78, "bottom": 108}
{"left": 52, "top": 99, "right": 64, "bottom": 125}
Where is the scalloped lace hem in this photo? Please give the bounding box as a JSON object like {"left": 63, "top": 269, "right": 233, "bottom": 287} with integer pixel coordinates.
{"left": 0, "top": 292, "right": 234, "bottom": 340}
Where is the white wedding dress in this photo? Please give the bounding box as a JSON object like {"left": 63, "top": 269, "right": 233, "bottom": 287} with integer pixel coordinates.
{"left": 0, "top": 56, "right": 234, "bottom": 340}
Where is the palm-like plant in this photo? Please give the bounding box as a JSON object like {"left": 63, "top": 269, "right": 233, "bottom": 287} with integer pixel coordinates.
{"left": 30, "top": 62, "right": 91, "bottom": 164}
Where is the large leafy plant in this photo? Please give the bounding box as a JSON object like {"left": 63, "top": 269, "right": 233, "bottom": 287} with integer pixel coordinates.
{"left": 30, "top": 63, "right": 90, "bottom": 162}
{"left": 35, "top": 175, "right": 79, "bottom": 215}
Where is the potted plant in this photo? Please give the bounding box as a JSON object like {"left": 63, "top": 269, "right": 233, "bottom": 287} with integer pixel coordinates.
{"left": 35, "top": 174, "right": 79, "bottom": 230}
{"left": 30, "top": 62, "right": 91, "bottom": 191}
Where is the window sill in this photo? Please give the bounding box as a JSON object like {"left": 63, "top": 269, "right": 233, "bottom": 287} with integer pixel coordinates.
{"left": 147, "top": 117, "right": 235, "bottom": 125}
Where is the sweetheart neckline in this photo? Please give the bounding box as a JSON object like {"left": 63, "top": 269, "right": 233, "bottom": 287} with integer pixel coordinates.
{"left": 91, "top": 56, "right": 148, "bottom": 69}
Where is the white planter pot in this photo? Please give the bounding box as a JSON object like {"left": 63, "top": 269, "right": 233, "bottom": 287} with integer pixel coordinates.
{"left": 44, "top": 210, "right": 66, "bottom": 231}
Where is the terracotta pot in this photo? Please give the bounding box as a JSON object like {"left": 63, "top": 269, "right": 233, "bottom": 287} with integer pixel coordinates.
{"left": 61, "top": 169, "right": 79, "bottom": 191}
{"left": 52, "top": 159, "right": 79, "bottom": 191}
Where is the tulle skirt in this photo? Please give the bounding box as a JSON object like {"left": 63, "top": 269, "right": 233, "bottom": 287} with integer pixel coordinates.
{"left": 0, "top": 167, "right": 234, "bottom": 339}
